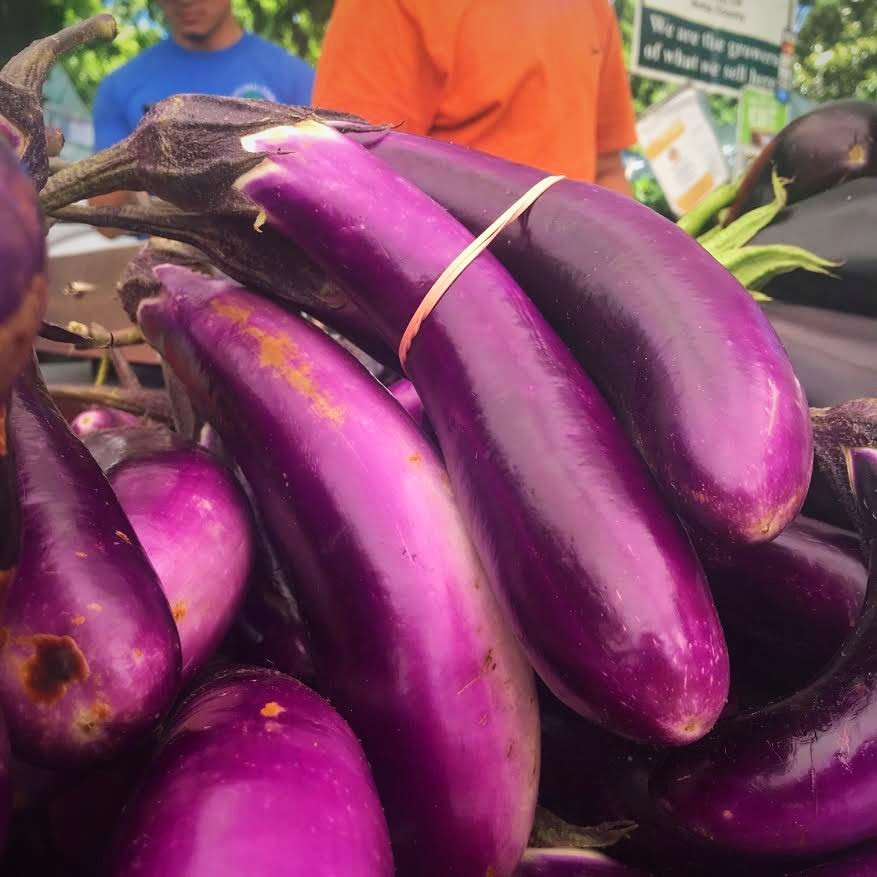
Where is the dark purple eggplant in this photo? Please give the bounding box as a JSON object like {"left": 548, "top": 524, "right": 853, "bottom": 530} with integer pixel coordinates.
{"left": 137, "top": 268, "right": 539, "bottom": 875}
{"left": 752, "top": 178, "right": 877, "bottom": 316}
{"left": 0, "top": 358, "right": 181, "bottom": 767}
{"left": 233, "top": 122, "right": 729, "bottom": 745}
{"left": 725, "top": 100, "right": 877, "bottom": 225}
{"left": 0, "top": 137, "right": 45, "bottom": 397}
{"left": 761, "top": 300, "right": 877, "bottom": 405}
{"left": 39, "top": 96, "right": 812, "bottom": 543}
{"left": 784, "top": 838, "right": 877, "bottom": 876}
{"left": 103, "top": 667, "right": 394, "bottom": 877}
{"left": 696, "top": 516, "right": 867, "bottom": 695}
{"left": 0, "top": 711, "right": 9, "bottom": 851}
{"left": 651, "top": 447, "right": 877, "bottom": 857}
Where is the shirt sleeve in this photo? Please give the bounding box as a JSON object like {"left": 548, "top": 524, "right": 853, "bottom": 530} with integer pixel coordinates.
{"left": 595, "top": 4, "right": 638, "bottom": 155}
{"left": 312, "top": 0, "right": 443, "bottom": 134}
{"left": 92, "top": 74, "right": 131, "bottom": 152}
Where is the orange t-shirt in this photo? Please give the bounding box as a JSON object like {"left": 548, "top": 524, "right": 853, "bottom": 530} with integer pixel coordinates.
{"left": 312, "top": 0, "right": 637, "bottom": 182}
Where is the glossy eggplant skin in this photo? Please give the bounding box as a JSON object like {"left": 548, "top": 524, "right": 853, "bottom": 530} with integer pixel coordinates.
{"left": 96, "top": 433, "right": 253, "bottom": 683}
{"left": 235, "top": 122, "right": 729, "bottom": 746}
{"left": 0, "top": 137, "right": 46, "bottom": 399}
{"left": 697, "top": 516, "right": 867, "bottom": 694}
{"left": 0, "top": 359, "right": 181, "bottom": 768}
{"left": 137, "top": 268, "right": 539, "bottom": 877}
{"left": 761, "top": 300, "right": 877, "bottom": 405}
{"left": 725, "top": 100, "right": 877, "bottom": 224}
{"left": 651, "top": 448, "right": 877, "bottom": 858}
{"left": 515, "top": 848, "right": 646, "bottom": 876}
{"left": 347, "top": 127, "right": 813, "bottom": 546}
{"left": 753, "top": 178, "right": 877, "bottom": 317}
{"left": 70, "top": 407, "right": 141, "bottom": 438}
{"left": 103, "top": 667, "right": 394, "bottom": 877}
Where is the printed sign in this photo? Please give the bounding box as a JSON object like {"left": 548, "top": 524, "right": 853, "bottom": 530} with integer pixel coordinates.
{"left": 632, "top": 0, "right": 795, "bottom": 95}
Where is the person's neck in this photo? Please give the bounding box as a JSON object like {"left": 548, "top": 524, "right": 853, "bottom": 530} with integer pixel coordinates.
{"left": 172, "top": 16, "right": 244, "bottom": 52}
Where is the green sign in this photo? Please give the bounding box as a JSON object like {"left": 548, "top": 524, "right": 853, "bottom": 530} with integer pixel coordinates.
{"left": 735, "top": 86, "right": 789, "bottom": 174}
{"left": 632, "top": 1, "right": 794, "bottom": 95}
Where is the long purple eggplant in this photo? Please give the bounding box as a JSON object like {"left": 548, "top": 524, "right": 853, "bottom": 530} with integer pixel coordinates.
{"left": 697, "top": 516, "right": 867, "bottom": 694}
{"left": 81, "top": 426, "right": 254, "bottom": 683}
{"left": 136, "top": 268, "right": 539, "bottom": 875}
{"left": 39, "top": 95, "right": 811, "bottom": 543}
{"left": 231, "top": 121, "right": 729, "bottom": 745}
{"left": 104, "top": 666, "right": 393, "bottom": 877}
{"left": 785, "top": 839, "right": 877, "bottom": 876}
{"left": 0, "top": 358, "right": 180, "bottom": 767}
{"left": 651, "top": 446, "right": 877, "bottom": 857}
{"left": 387, "top": 378, "right": 437, "bottom": 445}
{"left": 724, "top": 100, "right": 877, "bottom": 225}
{"left": 350, "top": 127, "right": 813, "bottom": 545}
{"left": 515, "top": 849, "right": 647, "bottom": 876}
{"left": 70, "top": 407, "right": 141, "bottom": 438}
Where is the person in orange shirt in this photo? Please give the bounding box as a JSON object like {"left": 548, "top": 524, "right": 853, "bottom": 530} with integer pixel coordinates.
{"left": 312, "top": 0, "right": 637, "bottom": 193}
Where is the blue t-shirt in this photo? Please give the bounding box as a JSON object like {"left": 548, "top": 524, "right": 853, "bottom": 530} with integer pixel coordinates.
{"left": 92, "top": 33, "right": 314, "bottom": 150}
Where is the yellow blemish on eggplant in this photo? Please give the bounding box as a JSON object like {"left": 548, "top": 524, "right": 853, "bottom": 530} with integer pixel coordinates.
{"left": 722, "top": 809, "right": 734, "bottom": 820}
{"left": 132, "top": 647, "right": 143, "bottom": 662}
{"left": 253, "top": 210, "right": 267, "bottom": 232}
{"left": 71, "top": 616, "right": 85, "bottom": 626}
{"left": 75, "top": 551, "right": 88, "bottom": 559}
{"left": 211, "top": 299, "right": 345, "bottom": 424}
{"left": 75, "top": 699, "right": 112, "bottom": 739}
{"left": 260, "top": 701, "right": 285, "bottom": 718}
{"left": 172, "top": 602, "right": 187, "bottom": 622}
{"left": 848, "top": 142, "right": 867, "bottom": 166}
{"left": 87, "top": 602, "right": 103, "bottom": 612}
{"left": 114, "top": 530, "right": 131, "bottom": 544}
{"left": 408, "top": 453, "right": 421, "bottom": 464}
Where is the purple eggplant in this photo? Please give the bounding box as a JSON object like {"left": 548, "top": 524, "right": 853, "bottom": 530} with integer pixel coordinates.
{"left": 231, "top": 122, "right": 729, "bottom": 745}
{"left": 81, "top": 426, "right": 254, "bottom": 684}
{"left": 0, "top": 137, "right": 46, "bottom": 397}
{"left": 651, "top": 446, "right": 877, "bottom": 857}
{"left": 515, "top": 848, "right": 647, "bottom": 876}
{"left": 761, "top": 300, "right": 877, "bottom": 404}
{"left": 753, "top": 178, "right": 877, "bottom": 317}
{"left": 136, "top": 268, "right": 539, "bottom": 875}
{"left": 697, "top": 516, "right": 867, "bottom": 694}
{"left": 350, "top": 127, "right": 813, "bottom": 545}
{"left": 104, "top": 666, "right": 393, "bottom": 877}
{"left": 0, "top": 358, "right": 180, "bottom": 767}
{"left": 784, "top": 839, "right": 877, "bottom": 876}
{"left": 69, "top": 407, "right": 141, "bottom": 438}
{"left": 725, "top": 100, "right": 877, "bottom": 225}
{"left": 38, "top": 95, "right": 811, "bottom": 543}
{"left": 387, "top": 378, "right": 437, "bottom": 444}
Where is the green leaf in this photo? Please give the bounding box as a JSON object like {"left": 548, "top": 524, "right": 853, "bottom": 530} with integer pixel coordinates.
{"left": 716, "top": 243, "right": 842, "bottom": 292}
{"left": 698, "top": 170, "right": 790, "bottom": 256}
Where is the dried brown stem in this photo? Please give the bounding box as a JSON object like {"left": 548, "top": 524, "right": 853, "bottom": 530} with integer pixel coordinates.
{"left": 39, "top": 319, "right": 144, "bottom": 349}
{"left": 47, "top": 384, "right": 173, "bottom": 424}
{"left": 109, "top": 348, "right": 140, "bottom": 390}
{"left": 1, "top": 15, "right": 117, "bottom": 94}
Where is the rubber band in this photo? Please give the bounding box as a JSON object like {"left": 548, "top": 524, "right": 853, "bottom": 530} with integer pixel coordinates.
{"left": 398, "top": 174, "right": 565, "bottom": 370}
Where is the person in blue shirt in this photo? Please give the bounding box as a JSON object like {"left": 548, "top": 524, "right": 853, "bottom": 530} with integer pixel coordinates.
{"left": 91, "top": 0, "right": 314, "bottom": 235}
{"left": 93, "top": 0, "right": 315, "bottom": 151}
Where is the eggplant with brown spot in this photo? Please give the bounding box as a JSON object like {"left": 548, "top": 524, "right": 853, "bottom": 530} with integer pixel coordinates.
{"left": 0, "top": 357, "right": 180, "bottom": 767}
{"left": 81, "top": 425, "right": 254, "bottom": 683}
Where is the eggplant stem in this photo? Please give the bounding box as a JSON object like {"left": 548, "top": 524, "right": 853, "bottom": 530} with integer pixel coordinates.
{"left": 40, "top": 140, "right": 134, "bottom": 213}
{"left": 109, "top": 348, "right": 141, "bottom": 390}
{"left": 48, "top": 156, "right": 72, "bottom": 175}
{"left": 94, "top": 353, "right": 110, "bottom": 387}
{"left": 0, "top": 15, "right": 117, "bottom": 95}
{"left": 47, "top": 384, "right": 174, "bottom": 423}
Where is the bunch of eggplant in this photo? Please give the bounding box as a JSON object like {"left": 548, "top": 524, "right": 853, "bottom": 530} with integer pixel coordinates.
{"left": 3, "top": 14, "right": 877, "bottom": 877}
